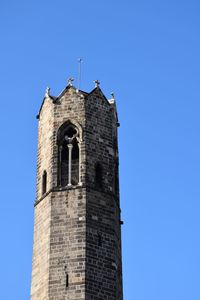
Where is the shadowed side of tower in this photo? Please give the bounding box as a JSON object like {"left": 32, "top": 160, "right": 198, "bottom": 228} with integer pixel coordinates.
{"left": 85, "top": 88, "right": 123, "bottom": 299}
{"left": 30, "top": 81, "right": 123, "bottom": 300}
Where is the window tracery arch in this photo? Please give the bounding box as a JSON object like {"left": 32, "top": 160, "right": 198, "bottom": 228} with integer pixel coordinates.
{"left": 57, "top": 121, "right": 82, "bottom": 187}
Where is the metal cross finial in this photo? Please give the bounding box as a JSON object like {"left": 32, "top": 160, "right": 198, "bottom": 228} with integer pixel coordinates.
{"left": 94, "top": 80, "right": 100, "bottom": 88}
{"left": 68, "top": 77, "right": 74, "bottom": 86}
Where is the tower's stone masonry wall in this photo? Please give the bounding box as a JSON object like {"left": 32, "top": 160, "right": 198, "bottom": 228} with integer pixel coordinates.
{"left": 36, "top": 98, "right": 54, "bottom": 199}
{"left": 85, "top": 189, "right": 122, "bottom": 300}
{"left": 85, "top": 89, "right": 118, "bottom": 193}
{"left": 48, "top": 188, "right": 86, "bottom": 300}
{"left": 31, "top": 85, "right": 123, "bottom": 300}
{"left": 31, "top": 195, "right": 51, "bottom": 300}
{"left": 84, "top": 89, "right": 123, "bottom": 299}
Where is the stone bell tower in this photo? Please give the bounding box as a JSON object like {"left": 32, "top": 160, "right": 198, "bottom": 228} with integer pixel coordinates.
{"left": 30, "top": 78, "right": 123, "bottom": 300}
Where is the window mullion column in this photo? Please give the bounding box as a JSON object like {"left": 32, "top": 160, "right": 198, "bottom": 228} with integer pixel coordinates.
{"left": 78, "top": 141, "right": 82, "bottom": 186}
{"left": 67, "top": 143, "right": 73, "bottom": 186}
{"left": 59, "top": 145, "right": 63, "bottom": 186}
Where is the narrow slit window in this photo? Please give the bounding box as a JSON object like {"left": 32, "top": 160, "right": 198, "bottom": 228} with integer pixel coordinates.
{"left": 65, "top": 273, "right": 69, "bottom": 288}
{"left": 42, "top": 171, "right": 47, "bottom": 195}
{"left": 95, "top": 163, "right": 103, "bottom": 188}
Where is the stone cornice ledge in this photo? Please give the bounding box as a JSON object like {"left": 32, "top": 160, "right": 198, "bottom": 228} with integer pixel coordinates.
{"left": 34, "top": 184, "right": 86, "bottom": 207}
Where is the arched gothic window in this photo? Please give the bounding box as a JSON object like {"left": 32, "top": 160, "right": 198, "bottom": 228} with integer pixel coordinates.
{"left": 42, "top": 170, "right": 47, "bottom": 195}
{"left": 57, "top": 122, "right": 82, "bottom": 187}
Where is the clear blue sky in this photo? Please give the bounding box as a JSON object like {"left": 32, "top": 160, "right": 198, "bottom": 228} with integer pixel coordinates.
{"left": 0, "top": 0, "right": 200, "bottom": 299}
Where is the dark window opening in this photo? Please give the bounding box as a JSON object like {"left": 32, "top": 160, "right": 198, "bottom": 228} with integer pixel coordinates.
{"left": 95, "top": 163, "right": 103, "bottom": 188}
{"left": 71, "top": 141, "right": 79, "bottom": 185}
{"left": 42, "top": 171, "right": 47, "bottom": 195}
{"left": 61, "top": 141, "right": 68, "bottom": 161}
{"left": 60, "top": 144, "right": 69, "bottom": 186}
{"left": 65, "top": 126, "right": 77, "bottom": 138}
{"left": 65, "top": 273, "right": 69, "bottom": 288}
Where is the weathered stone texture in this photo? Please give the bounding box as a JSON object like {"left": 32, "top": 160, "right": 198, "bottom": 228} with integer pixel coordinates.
{"left": 85, "top": 89, "right": 122, "bottom": 300}
{"left": 31, "top": 85, "right": 123, "bottom": 300}
{"left": 31, "top": 195, "right": 51, "bottom": 299}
